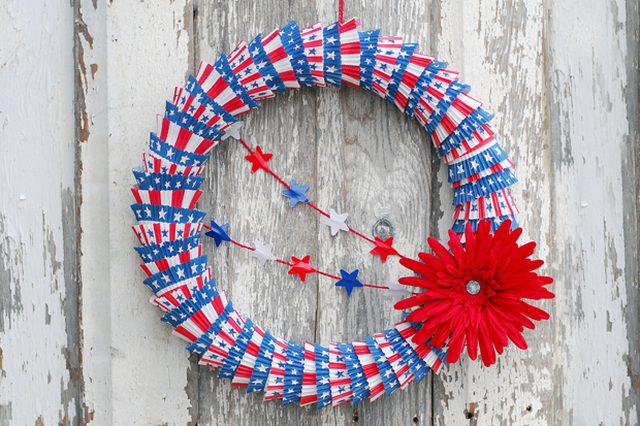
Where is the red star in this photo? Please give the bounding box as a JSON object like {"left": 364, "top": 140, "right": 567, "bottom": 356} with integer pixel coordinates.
{"left": 244, "top": 145, "right": 273, "bottom": 173}
{"left": 370, "top": 236, "right": 399, "bottom": 263}
{"left": 288, "top": 255, "right": 316, "bottom": 282}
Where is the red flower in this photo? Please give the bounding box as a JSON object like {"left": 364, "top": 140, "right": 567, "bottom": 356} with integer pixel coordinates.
{"left": 394, "top": 220, "right": 554, "bottom": 367}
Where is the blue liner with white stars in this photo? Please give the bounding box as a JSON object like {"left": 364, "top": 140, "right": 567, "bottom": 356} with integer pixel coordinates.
{"left": 160, "top": 280, "right": 218, "bottom": 327}
{"left": 281, "top": 21, "right": 314, "bottom": 87}
{"left": 248, "top": 332, "right": 276, "bottom": 393}
{"left": 219, "top": 319, "right": 255, "bottom": 379}
{"left": 314, "top": 344, "right": 332, "bottom": 408}
{"left": 134, "top": 234, "right": 201, "bottom": 263}
{"left": 249, "top": 34, "right": 287, "bottom": 93}
{"left": 358, "top": 29, "right": 381, "bottom": 91}
{"left": 322, "top": 22, "right": 342, "bottom": 86}
{"left": 186, "top": 302, "right": 235, "bottom": 356}
{"left": 385, "top": 328, "right": 428, "bottom": 382}
{"left": 214, "top": 54, "right": 261, "bottom": 111}
{"left": 404, "top": 60, "right": 447, "bottom": 118}
{"left": 130, "top": 204, "right": 206, "bottom": 224}
{"left": 133, "top": 169, "right": 204, "bottom": 191}
{"left": 282, "top": 341, "right": 305, "bottom": 405}
{"left": 183, "top": 75, "right": 239, "bottom": 128}
{"left": 149, "top": 132, "right": 211, "bottom": 167}
{"left": 143, "top": 256, "right": 209, "bottom": 293}
{"left": 365, "top": 336, "right": 400, "bottom": 395}
{"left": 338, "top": 343, "right": 370, "bottom": 404}
{"left": 385, "top": 42, "right": 418, "bottom": 104}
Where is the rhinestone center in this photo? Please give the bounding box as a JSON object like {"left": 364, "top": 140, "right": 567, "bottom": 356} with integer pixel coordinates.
{"left": 466, "top": 280, "right": 481, "bottom": 295}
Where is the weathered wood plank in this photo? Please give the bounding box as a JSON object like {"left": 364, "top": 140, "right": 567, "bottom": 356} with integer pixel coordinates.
{"left": 0, "top": 1, "right": 84, "bottom": 425}
{"left": 105, "top": 1, "right": 196, "bottom": 424}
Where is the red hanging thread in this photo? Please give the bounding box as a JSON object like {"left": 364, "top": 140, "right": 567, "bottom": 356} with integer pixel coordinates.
{"left": 338, "top": 0, "right": 344, "bottom": 23}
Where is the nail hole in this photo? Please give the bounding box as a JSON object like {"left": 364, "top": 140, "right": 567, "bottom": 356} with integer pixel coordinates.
{"left": 372, "top": 218, "right": 394, "bottom": 240}
{"left": 526, "top": 405, "right": 532, "bottom": 412}
{"left": 412, "top": 415, "right": 419, "bottom": 423}
{"left": 464, "top": 411, "right": 474, "bottom": 420}
{"left": 352, "top": 413, "right": 359, "bottom": 422}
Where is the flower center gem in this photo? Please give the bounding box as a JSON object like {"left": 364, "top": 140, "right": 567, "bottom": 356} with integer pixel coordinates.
{"left": 465, "top": 279, "right": 481, "bottom": 295}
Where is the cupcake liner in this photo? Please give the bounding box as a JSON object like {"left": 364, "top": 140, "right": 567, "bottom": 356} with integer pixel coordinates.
{"left": 231, "top": 324, "right": 265, "bottom": 386}
{"left": 135, "top": 234, "right": 201, "bottom": 262}
{"left": 300, "top": 23, "right": 325, "bottom": 87}
{"left": 352, "top": 341, "right": 385, "bottom": 402}
{"left": 160, "top": 281, "right": 218, "bottom": 327}
{"left": 264, "top": 338, "right": 289, "bottom": 401}
{"left": 247, "top": 332, "right": 276, "bottom": 393}
{"left": 435, "top": 107, "right": 494, "bottom": 156}
{"left": 227, "top": 41, "right": 275, "bottom": 101}
{"left": 185, "top": 302, "right": 234, "bottom": 356}
{"left": 172, "top": 289, "right": 230, "bottom": 343}
{"left": 453, "top": 214, "right": 518, "bottom": 234}
{"left": 131, "top": 204, "right": 206, "bottom": 225}
{"left": 427, "top": 81, "right": 475, "bottom": 134}
{"left": 328, "top": 343, "right": 353, "bottom": 407}
{"left": 164, "top": 102, "right": 223, "bottom": 143}
{"left": 314, "top": 344, "right": 332, "bottom": 409}
{"left": 385, "top": 328, "right": 428, "bottom": 382}
{"left": 158, "top": 114, "right": 217, "bottom": 155}
{"left": 337, "top": 18, "right": 361, "bottom": 88}
{"left": 453, "top": 158, "right": 513, "bottom": 187}
{"left": 248, "top": 33, "right": 287, "bottom": 93}
{"left": 384, "top": 42, "right": 418, "bottom": 104}
{"left": 357, "top": 29, "right": 381, "bottom": 92}
{"left": 322, "top": 22, "right": 342, "bottom": 87}
{"left": 132, "top": 222, "right": 202, "bottom": 246}
{"left": 447, "top": 139, "right": 510, "bottom": 183}
{"left": 139, "top": 245, "right": 202, "bottom": 277}
{"left": 395, "top": 321, "right": 447, "bottom": 373}
{"left": 299, "top": 342, "right": 318, "bottom": 407}
{"left": 443, "top": 122, "right": 496, "bottom": 164}
{"left": 365, "top": 335, "right": 400, "bottom": 396}
{"left": 219, "top": 319, "right": 255, "bottom": 379}
{"left": 372, "top": 332, "right": 414, "bottom": 390}
{"left": 131, "top": 188, "right": 203, "bottom": 210}
{"left": 196, "top": 56, "right": 258, "bottom": 117}
{"left": 454, "top": 188, "right": 519, "bottom": 221}
{"left": 176, "top": 76, "right": 238, "bottom": 131}
{"left": 280, "top": 21, "right": 314, "bottom": 88}
{"left": 371, "top": 35, "right": 404, "bottom": 98}
{"left": 260, "top": 28, "right": 301, "bottom": 90}
{"left": 150, "top": 269, "right": 212, "bottom": 312}
{"left": 144, "top": 151, "right": 205, "bottom": 177}
{"left": 132, "top": 168, "right": 204, "bottom": 191}
{"left": 199, "top": 308, "right": 245, "bottom": 367}
{"left": 404, "top": 60, "right": 447, "bottom": 118}
{"left": 143, "top": 255, "right": 208, "bottom": 293}
{"left": 282, "top": 341, "right": 304, "bottom": 405}
{"left": 453, "top": 168, "right": 518, "bottom": 204}
{"left": 413, "top": 72, "right": 461, "bottom": 129}
{"left": 337, "top": 343, "right": 370, "bottom": 404}
{"left": 392, "top": 52, "right": 434, "bottom": 113}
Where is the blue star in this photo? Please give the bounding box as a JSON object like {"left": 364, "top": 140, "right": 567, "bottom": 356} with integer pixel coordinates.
{"left": 282, "top": 180, "right": 309, "bottom": 207}
{"left": 335, "top": 269, "right": 363, "bottom": 296}
{"left": 205, "top": 220, "right": 231, "bottom": 246}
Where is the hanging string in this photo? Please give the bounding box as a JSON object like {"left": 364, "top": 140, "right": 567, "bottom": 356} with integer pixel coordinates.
{"left": 338, "top": 0, "right": 344, "bottom": 24}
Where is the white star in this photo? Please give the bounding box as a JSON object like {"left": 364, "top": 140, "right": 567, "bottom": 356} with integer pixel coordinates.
{"left": 249, "top": 240, "right": 276, "bottom": 266}
{"left": 321, "top": 209, "right": 349, "bottom": 236}
{"left": 222, "top": 121, "right": 243, "bottom": 141}
{"left": 383, "top": 281, "right": 412, "bottom": 299}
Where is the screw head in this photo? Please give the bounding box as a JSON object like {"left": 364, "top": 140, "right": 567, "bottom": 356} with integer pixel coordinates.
{"left": 466, "top": 280, "right": 481, "bottom": 295}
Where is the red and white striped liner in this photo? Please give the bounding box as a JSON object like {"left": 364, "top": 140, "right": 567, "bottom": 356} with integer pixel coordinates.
{"left": 264, "top": 338, "right": 289, "bottom": 400}
{"left": 300, "top": 23, "right": 325, "bottom": 86}
{"left": 300, "top": 342, "right": 318, "bottom": 406}
{"left": 159, "top": 117, "right": 218, "bottom": 155}
{"left": 352, "top": 341, "right": 385, "bottom": 402}
{"left": 172, "top": 86, "right": 235, "bottom": 132}
{"left": 131, "top": 189, "right": 202, "bottom": 210}
{"left": 338, "top": 18, "right": 361, "bottom": 87}
{"left": 227, "top": 41, "right": 275, "bottom": 101}
{"left": 372, "top": 332, "right": 414, "bottom": 390}
{"left": 393, "top": 52, "right": 434, "bottom": 112}
{"left": 431, "top": 92, "right": 483, "bottom": 148}
{"left": 231, "top": 325, "right": 266, "bottom": 386}
{"left": 394, "top": 322, "right": 443, "bottom": 373}
{"left": 199, "top": 309, "right": 246, "bottom": 368}
{"left": 261, "top": 29, "right": 300, "bottom": 89}
{"left": 328, "top": 343, "right": 353, "bottom": 407}
{"left": 150, "top": 269, "right": 212, "bottom": 312}
{"left": 196, "top": 61, "right": 253, "bottom": 116}
{"left": 371, "top": 35, "right": 404, "bottom": 98}
{"left": 139, "top": 246, "right": 203, "bottom": 277}
{"left": 132, "top": 222, "right": 203, "bottom": 246}
{"left": 454, "top": 188, "right": 520, "bottom": 220}
{"left": 143, "top": 152, "right": 205, "bottom": 177}
{"left": 173, "top": 291, "right": 230, "bottom": 343}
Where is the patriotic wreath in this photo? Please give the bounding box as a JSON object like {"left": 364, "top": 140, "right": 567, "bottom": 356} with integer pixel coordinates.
{"left": 130, "top": 18, "right": 554, "bottom": 408}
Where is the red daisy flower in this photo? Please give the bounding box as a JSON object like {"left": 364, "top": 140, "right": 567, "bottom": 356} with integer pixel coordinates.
{"left": 394, "top": 220, "right": 554, "bottom": 367}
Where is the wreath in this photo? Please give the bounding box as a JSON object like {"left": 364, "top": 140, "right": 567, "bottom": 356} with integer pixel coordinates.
{"left": 130, "top": 17, "right": 554, "bottom": 408}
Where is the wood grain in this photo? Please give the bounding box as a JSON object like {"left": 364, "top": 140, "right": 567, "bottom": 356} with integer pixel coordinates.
{"left": 0, "top": 0, "right": 637, "bottom": 424}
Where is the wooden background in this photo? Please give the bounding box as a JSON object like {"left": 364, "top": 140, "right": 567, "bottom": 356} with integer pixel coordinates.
{"left": 0, "top": 0, "right": 638, "bottom": 424}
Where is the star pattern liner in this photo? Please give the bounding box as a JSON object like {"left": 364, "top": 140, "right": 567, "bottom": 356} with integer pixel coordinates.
{"left": 129, "top": 18, "right": 522, "bottom": 409}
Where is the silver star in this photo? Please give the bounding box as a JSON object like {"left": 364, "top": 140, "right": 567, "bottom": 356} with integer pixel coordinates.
{"left": 321, "top": 209, "right": 349, "bottom": 236}
{"left": 221, "top": 121, "right": 243, "bottom": 141}
{"left": 249, "top": 240, "right": 276, "bottom": 266}
{"left": 383, "top": 281, "right": 412, "bottom": 299}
